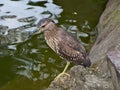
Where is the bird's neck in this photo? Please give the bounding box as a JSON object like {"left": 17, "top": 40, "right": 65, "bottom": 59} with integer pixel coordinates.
{"left": 44, "top": 22, "right": 58, "bottom": 37}
{"left": 43, "top": 23, "right": 60, "bottom": 51}
{"left": 44, "top": 22, "right": 57, "bottom": 31}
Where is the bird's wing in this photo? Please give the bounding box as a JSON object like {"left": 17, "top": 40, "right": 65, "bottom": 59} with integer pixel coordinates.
{"left": 60, "top": 29, "right": 86, "bottom": 54}
{"left": 57, "top": 41, "right": 85, "bottom": 63}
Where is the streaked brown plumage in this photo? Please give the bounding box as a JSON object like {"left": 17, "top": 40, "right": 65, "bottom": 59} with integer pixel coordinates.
{"left": 32, "top": 18, "right": 91, "bottom": 79}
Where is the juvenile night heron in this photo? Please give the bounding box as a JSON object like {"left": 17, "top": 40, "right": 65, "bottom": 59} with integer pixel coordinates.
{"left": 32, "top": 18, "right": 91, "bottom": 80}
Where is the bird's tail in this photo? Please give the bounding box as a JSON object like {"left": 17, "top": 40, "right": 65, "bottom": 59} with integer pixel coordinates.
{"left": 83, "top": 55, "right": 91, "bottom": 67}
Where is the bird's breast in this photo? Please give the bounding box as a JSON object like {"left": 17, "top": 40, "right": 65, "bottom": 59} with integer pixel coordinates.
{"left": 44, "top": 31, "right": 60, "bottom": 52}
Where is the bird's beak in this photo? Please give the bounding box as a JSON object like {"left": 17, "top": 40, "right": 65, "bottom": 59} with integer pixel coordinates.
{"left": 28, "top": 27, "right": 42, "bottom": 39}
{"left": 32, "top": 28, "right": 42, "bottom": 35}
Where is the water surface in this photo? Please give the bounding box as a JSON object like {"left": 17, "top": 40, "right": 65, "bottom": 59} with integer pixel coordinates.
{"left": 0, "top": 0, "right": 107, "bottom": 90}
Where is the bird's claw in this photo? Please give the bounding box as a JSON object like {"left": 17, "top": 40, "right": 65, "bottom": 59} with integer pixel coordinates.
{"left": 54, "top": 72, "right": 70, "bottom": 81}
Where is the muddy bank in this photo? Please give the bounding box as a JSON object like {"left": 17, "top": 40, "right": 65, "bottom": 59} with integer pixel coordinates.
{"left": 46, "top": 0, "right": 120, "bottom": 90}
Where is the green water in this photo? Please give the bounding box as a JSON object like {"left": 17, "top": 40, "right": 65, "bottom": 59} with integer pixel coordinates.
{"left": 0, "top": 0, "right": 107, "bottom": 90}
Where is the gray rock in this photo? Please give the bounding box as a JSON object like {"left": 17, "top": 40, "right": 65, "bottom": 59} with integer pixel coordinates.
{"left": 46, "top": 66, "right": 113, "bottom": 90}
{"left": 107, "top": 51, "right": 120, "bottom": 90}
{"left": 107, "top": 51, "right": 120, "bottom": 74}
{"left": 89, "top": 0, "right": 120, "bottom": 89}
{"left": 89, "top": 0, "right": 120, "bottom": 65}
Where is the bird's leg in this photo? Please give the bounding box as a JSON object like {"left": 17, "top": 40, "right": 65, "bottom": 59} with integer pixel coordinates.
{"left": 55, "top": 61, "right": 70, "bottom": 80}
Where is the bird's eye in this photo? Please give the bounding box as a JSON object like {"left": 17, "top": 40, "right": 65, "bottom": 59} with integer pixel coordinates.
{"left": 41, "top": 25, "right": 45, "bottom": 28}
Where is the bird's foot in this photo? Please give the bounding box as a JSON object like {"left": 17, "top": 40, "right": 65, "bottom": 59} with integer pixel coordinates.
{"left": 54, "top": 72, "right": 70, "bottom": 81}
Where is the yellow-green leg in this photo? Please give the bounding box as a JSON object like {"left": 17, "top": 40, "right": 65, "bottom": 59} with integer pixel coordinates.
{"left": 55, "top": 61, "right": 70, "bottom": 80}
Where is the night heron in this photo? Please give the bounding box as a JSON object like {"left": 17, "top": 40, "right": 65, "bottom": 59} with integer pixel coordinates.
{"left": 31, "top": 18, "right": 91, "bottom": 80}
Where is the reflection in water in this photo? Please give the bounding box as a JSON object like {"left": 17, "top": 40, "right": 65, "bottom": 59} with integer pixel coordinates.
{"left": 0, "top": 0, "right": 63, "bottom": 45}
{"left": 13, "top": 36, "right": 64, "bottom": 81}
{"left": 0, "top": 0, "right": 107, "bottom": 90}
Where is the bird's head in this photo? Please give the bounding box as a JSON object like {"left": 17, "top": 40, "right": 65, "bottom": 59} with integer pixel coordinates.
{"left": 31, "top": 18, "right": 55, "bottom": 35}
